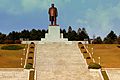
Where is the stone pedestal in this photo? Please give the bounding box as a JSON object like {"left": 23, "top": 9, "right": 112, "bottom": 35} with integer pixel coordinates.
{"left": 41, "top": 26, "right": 69, "bottom": 43}
{"left": 46, "top": 26, "right": 60, "bottom": 41}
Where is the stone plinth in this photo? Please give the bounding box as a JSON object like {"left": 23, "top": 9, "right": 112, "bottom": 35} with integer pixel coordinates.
{"left": 41, "top": 26, "right": 68, "bottom": 43}
{"left": 46, "top": 26, "right": 60, "bottom": 41}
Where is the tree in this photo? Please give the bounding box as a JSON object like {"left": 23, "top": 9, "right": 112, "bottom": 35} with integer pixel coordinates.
{"left": 103, "top": 31, "right": 117, "bottom": 44}
{"left": 37, "top": 29, "right": 42, "bottom": 40}
{"left": 67, "top": 26, "right": 76, "bottom": 41}
{"left": 62, "top": 29, "right": 67, "bottom": 38}
{"left": 68, "top": 26, "right": 72, "bottom": 33}
{"left": 60, "top": 29, "right": 63, "bottom": 33}
{"left": 41, "top": 29, "right": 46, "bottom": 38}
{"left": 0, "top": 33, "right": 6, "bottom": 44}
{"left": 7, "top": 31, "right": 20, "bottom": 40}
{"left": 0, "top": 26, "right": 92, "bottom": 42}
{"left": 117, "top": 35, "right": 120, "bottom": 44}
{"left": 77, "top": 28, "right": 81, "bottom": 35}
{"left": 30, "top": 29, "right": 42, "bottom": 40}
{"left": 68, "top": 30, "right": 77, "bottom": 41}
{"left": 92, "top": 36, "right": 103, "bottom": 44}
{"left": 30, "top": 29, "right": 38, "bottom": 40}
{"left": 76, "top": 28, "right": 81, "bottom": 40}
{"left": 20, "top": 29, "right": 30, "bottom": 39}
{"left": 67, "top": 27, "right": 90, "bottom": 41}
{"left": 80, "top": 28, "right": 89, "bottom": 40}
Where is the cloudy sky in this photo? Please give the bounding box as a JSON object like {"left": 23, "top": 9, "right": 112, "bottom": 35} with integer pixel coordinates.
{"left": 0, "top": 0, "right": 120, "bottom": 38}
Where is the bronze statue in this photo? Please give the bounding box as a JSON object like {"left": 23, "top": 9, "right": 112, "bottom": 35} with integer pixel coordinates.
{"left": 48, "top": 4, "right": 58, "bottom": 26}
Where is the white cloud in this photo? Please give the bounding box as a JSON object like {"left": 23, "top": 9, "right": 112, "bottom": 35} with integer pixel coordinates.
{"left": 21, "top": 0, "right": 51, "bottom": 11}
{"left": 86, "top": 8, "right": 111, "bottom": 32}
{"left": 77, "top": 2, "right": 120, "bottom": 37}
{"left": 77, "top": 19, "right": 88, "bottom": 24}
{"left": 0, "top": 0, "right": 71, "bottom": 15}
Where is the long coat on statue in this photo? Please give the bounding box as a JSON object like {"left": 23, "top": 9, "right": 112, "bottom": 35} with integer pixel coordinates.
{"left": 48, "top": 7, "right": 58, "bottom": 21}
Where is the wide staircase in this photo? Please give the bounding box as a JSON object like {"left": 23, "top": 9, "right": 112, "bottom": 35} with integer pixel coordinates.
{"left": 35, "top": 42, "right": 101, "bottom": 80}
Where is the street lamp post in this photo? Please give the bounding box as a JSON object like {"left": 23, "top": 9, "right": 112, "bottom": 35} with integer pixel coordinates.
{"left": 21, "top": 58, "right": 23, "bottom": 66}
{"left": 98, "top": 57, "right": 101, "bottom": 65}
{"left": 23, "top": 48, "right": 25, "bottom": 55}
{"left": 91, "top": 48, "right": 93, "bottom": 55}
{"left": 91, "top": 48, "right": 95, "bottom": 63}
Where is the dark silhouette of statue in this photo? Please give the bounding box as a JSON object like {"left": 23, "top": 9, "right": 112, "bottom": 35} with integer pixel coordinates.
{"left": 48, "top": 4, "right": 58, "bottom": 26}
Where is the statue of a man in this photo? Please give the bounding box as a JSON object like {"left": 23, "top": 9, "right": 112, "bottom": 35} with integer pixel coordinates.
{"left": 48, "top": 4, "right": 58, "bottom": 26}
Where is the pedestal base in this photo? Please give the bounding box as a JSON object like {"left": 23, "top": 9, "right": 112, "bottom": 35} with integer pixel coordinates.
{"left": 41, "top": 26, "right": 69, "bottom": 43}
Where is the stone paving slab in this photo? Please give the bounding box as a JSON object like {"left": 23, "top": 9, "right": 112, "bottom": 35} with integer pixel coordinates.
{"left": 0, "top": 69, "right": 29, "bottom": 80}
{"left": 36, "top": 42, "right": 101, "bottom": 80}
{"left": 107, "top": 69, "right": 120, "bottom": 80}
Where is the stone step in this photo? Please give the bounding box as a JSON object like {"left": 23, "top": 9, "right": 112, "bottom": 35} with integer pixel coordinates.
{"left": 35, "top": 42, "right": 101, "bottom": 80}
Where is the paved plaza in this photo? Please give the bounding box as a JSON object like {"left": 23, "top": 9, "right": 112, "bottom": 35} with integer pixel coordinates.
{"left": 36, "top": 42, "right": 101, "bottom": 80}
{"left": 107, "top": 69, "right": 120, "bottom": 80}
{"left": 0, "top": 68, "right": 29, "bottom": 80}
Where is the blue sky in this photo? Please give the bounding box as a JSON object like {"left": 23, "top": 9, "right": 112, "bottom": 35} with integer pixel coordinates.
{"left": 0, "top": 0, "right": 120, "bottom": 38}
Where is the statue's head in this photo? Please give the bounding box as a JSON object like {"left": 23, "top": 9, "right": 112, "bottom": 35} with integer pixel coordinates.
{"left": 51, "top": 4, "right": 54, "bottom": 7}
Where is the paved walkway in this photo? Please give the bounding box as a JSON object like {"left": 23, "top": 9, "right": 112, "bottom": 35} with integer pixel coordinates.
{"left": 106, "top": 69, "right": 120, "bottom": 80}
{"left": 0, "top": 69, "right": 29, "bottom": 80}
{"left": 36, "top": 42, "right": 101, "bottom": 80}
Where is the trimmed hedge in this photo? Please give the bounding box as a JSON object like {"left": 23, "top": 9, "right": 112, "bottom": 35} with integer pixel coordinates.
{"left": 30, "top": 46, "right": 34, "bottom": 48}
{"left": 25, "top": 63, "right": 33, "bottom": 69}
{"left": 81, "top": 46, "right": 84, "bottom": 49}
{"left": 1, "top": 45, "right": 24, "bottom": 50}
{"left": 29, "top": 51, "right": 34, "bottom": 53}
{"left": 86, "top": 57, "right": 91, "bottom": 59}
{"left": 83, "top": 51, "right": 87, "bottom": 53}
{"left": 28, "top": 57, "right": 33, "bottom": 59}
{"left": 78, "top": 42, "right": 82, "bottom": 44}
{"left": 31, "top": 42, "right": 35, "bottom": 44}
{"left": 117, "top": 45, "right": 120, "bottom": 48}
{"left": 101, "top": 71, "right": 109, "bottom": 80}
{"left": 88, "top": 63, "right": 101, "bottom": 69}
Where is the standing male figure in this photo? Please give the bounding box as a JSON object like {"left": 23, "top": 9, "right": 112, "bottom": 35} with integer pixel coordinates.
{"left": 48, "top": 4, "right": 58, "bottom": 26}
